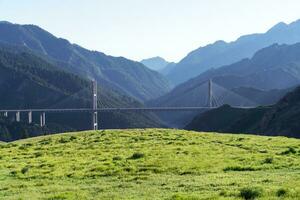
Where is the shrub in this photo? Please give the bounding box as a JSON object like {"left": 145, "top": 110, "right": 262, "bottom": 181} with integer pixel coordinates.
{"left": 70, "top": 136, "right": 77, "bottom": 141}
{"left": 113, "top": 156, "right": 122, "bottom": 161}
{"left": 170, "top": 194, "right": 200, "bottom": 200}
{"left": 276, "top": 188, "right": 288, "bottom": 197}
{"left": 129, "top": 152, "right": 145, "bottom": 160}
{"left": 263, "top": 157, "right": 273, "bottom": 164}
{"left": 219, "top": 190, "right": 227, "bottom": 196}
{"left": 58, "top": 137, "right": 69, "bottom": 144}
{"left": 34, "top": 152, "right": 43, "bottom": 157}
{"left": 281, "top": 147, "right": 297, "bottom": 155}
{"left": 223, "top": 166, "right": 257, "bottom": 172}
{"left": 21, "top": 166, "right": 29, "bottom": 174}
{"left": 240, "top": 187, "right": 262, "bottom": 200}
{"left": 39, "top": 138, "right": 52, "bottom": 145}
{"left": 47, "top": 194, "right": 68, "bottom": 200}
{"left": 10, "top": 170, "right": 17, "bottom": 176}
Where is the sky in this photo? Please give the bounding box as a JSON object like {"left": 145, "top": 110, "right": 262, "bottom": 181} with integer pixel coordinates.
{"left": 1, "top": 0, "right": 300, "bottom": 62}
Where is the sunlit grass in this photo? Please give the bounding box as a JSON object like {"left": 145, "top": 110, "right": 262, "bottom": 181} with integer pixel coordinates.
{"left": 0, "top": 129, "right": 299, "bottom": 199}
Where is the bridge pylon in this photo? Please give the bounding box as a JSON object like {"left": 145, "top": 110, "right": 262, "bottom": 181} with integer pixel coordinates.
{"left": 92, "top": 80, "right": 98, "bottom": 130}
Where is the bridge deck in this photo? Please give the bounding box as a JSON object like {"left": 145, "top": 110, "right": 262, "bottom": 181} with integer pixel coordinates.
{"left": 0, "top": 106, "right": 256, "bottom": 113}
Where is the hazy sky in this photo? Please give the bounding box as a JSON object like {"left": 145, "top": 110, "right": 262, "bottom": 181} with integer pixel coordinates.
{"left": 1, "top": 0, "right": 300, "bottom": 62}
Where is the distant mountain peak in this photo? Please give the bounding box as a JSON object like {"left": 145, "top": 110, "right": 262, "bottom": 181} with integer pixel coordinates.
{"left": 141, "top": 56, "right": 168, "bottom": 62}
{"left": 0, "top": 21, "right": 12, "bottom": 25}
{"left": 289, "top": 19, "right": 300, "bottom": 26}
{"left": 267, "top": 22, "right": 288, "bottom": 32}
{"left": 213, "top": 40, "right": 226, "bottom": 45}
{"left": 141, "top": 56, "right": 170, "bottom": 71}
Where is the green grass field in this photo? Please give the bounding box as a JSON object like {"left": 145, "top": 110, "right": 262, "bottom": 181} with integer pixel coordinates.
{"left": 0, "top": 129, "right": 299, "bottom": 199}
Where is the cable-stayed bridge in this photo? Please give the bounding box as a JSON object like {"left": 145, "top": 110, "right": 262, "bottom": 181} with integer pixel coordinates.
{"left": 0, "top": 79, "right": 257, "bottom": 130}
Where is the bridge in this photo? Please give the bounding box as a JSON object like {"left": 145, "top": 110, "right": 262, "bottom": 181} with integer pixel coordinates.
{"left": 0, "top": 79, "right": 257, "bottom": 130}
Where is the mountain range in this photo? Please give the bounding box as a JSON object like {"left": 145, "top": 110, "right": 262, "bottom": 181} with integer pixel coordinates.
{"left": 150, "top": 42, "right": 300, "bottom": 127}
{"left": 167, "top": 19, "right": 300, "bottom": 85}
{"left": 0, "top": 21, "right": 170, "bottom": 102}
{"left": 2, "top": 19, "right": 300, "bottom": 139}
{"left": 153, "top": 42, "right": 300, "bottom": 107}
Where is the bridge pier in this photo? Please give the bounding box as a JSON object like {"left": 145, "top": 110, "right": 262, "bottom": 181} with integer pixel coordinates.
{"left": 3, "top": 112, "right": 8, "bottom": 117}
{"left": 28, "top": 111, "right": 32, "bottom": 124}
{"left": 16, "top": 111, "right": 20, "bottom": 122}
{"left": 40, "top": 112, "right": 46, "bottom": 127}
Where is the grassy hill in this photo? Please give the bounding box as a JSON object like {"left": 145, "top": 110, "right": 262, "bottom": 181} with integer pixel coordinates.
{"left": 0, "top": 129, "right": 299, "bottom": 199}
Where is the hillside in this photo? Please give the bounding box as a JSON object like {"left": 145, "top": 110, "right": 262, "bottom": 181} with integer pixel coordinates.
{"left": 0, "top": 44, "right": 162, "bottom": 141}
{"left": 0, "top": 21, "right": 170, "bottom": 101}
{"left": 186, "top": 105, "right": 271, "bottom": 134}
{"left": 231, "top": 87, "right": 293, "bottom": 105}
{"left": 186, "top": 86, "right": 300, "bottom": 138}
{"left": 159, "top": 62, "right": 176, "bottom": 76}
{"left": 0, "top": 129, "right": 299, "bottom": 199}
{"left": 167, "top": 19, "right": 300, "bottom": 85}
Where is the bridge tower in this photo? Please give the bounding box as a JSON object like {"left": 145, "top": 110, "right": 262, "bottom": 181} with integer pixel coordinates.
{"left": 208, "top": 79, "right": 213, "bottom": 107}
{"left": 92, "top": 80, "right": 98, "bottom": 130}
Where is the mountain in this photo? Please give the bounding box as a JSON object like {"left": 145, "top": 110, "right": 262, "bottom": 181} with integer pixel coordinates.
{"left": 140, "top": 57, "right": 177, "bottom": 77}
{"left": 150, "top": 43, "right": 300, "bottom": 127}
{"left": 185, "top": 105, "right": 270, "bottom": 134}
{"left": 186, "top": 86, "right": 300, "bottom": 138}
{"left": 0, "top": 21, "right": 170, "bottom": 102}
{"left": 0, "top": 44, "right": 163, "bottom": 141}
{"left": 141, "top": 56, "right": 170, "bottom": 71}
{"left": 167, "top": 19, "right": 300, "bottom": 85}
{"left": 159, "top": 62, "right": 176, "bottom": 76}
{"left": 231, "top": 87, "right": 294, "bottom": 105}
{"left": 153, "top": 43, "right": 300, "bottom": 108}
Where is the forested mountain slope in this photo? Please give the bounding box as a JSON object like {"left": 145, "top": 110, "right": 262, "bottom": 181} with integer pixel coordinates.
{"left": 186, "top": 86, "right": 300, "bottom": 138}
{"left": 0, "top": 21, "right": 170, "bottom": 101}
{"left": 0, "top": 44, "right": 162, "bottom": 141}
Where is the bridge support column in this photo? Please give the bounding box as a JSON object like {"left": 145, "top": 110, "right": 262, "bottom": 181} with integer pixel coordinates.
{"left": 28, "top": 111, "right": 32, "bottom": 124}
{"left": 16, "top": 111, "right": 20, "bottom": 122}
{"left": 92, "top": 80, "right": 98, "bottom": 130}
{"left": 93, "top": 111, "right": 98, "bottom": 130}
{"left": 3, "top": 112, "right": 8, "bottom": 117}
{"left": 40, "top": 112, "right": 46, "bottom": 127}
